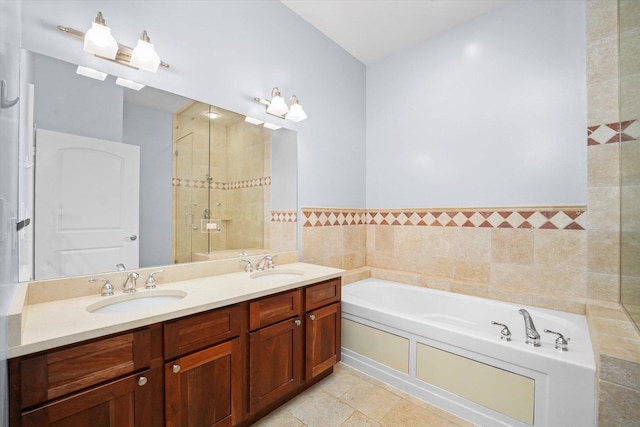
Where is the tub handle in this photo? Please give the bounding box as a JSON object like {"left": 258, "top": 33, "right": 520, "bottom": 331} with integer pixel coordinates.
{"left": 491, "top": 321, "right": 512, "bottom": 342}
{"left": 544, "top": 329, "right": 570, "bottom": 351}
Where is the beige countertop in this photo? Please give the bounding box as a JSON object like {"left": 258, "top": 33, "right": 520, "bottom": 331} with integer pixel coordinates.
{"left": 8, "top": 262, "right": 344, "bottom": 358}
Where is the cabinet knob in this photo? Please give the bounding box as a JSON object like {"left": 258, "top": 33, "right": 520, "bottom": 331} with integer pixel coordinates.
{"left": 138, "top": 376, "right": 147, "bottom": 386}
{"left": 309, "top": 314, "right": 316, "bottom": 321}
{"left": 294, "top": 319, "right": 301, "bottom": 326}
{"left": 172, "top": 364, "right": 181, "bottom": 374}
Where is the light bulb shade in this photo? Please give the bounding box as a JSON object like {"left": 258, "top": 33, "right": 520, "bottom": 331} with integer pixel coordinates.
{"left": 266, "top": 94, "right": 289, "bottom": 116}
{"left": 83, "top": 22, "right": 118, "bottom": 59}
{"left": 130, "top": 39, "right": 161, "bottom": 73}
{"left": 287, "top": 102, "right": 307, "bottom": 122}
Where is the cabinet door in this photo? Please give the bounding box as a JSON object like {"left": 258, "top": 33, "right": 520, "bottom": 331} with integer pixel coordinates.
{"left": 21, "top": 369, "right": 153, "bottom": 427}
{"left": 306, "top": 302, "right": 341, "bottom": 380}
{"left": 249, "top": 317, "right": 304, "bottom": 413}
{"left": 165, "top": 338, "right": 241, "bottom": 427}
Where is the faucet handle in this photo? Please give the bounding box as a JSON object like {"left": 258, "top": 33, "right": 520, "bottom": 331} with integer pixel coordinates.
{"left": 239, "top": 259, "right": 253, "bottom": 273}
{"left": 491, "top": 321, "right": 512, "bottom": 341}
{"left": 266, "top": 254, "right": 277, "bottom": 269}
{"left": 89, "top": 278, "right": 114, "bottom": 296}
{"left": 544, "top": 329, "right": 570, "bottom": 351}
{"left": 145, "top": 269, "right": 165, "bottom": 289}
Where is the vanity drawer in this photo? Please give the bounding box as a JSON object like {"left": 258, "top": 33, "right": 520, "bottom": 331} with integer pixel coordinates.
{"left": 249, "top": 289, "right": 302, "bottom": 331}
{"left": 164, "top": 305, "right": 241, "bottom": 360}
{"left": 304, "top": 278, "right": 341, "bottom": 311}
{"left": 19, "top": 328, "right": 151, "bottom": 409}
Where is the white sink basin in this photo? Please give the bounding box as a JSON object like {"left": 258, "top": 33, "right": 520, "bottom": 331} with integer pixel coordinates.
{"left": 250, "top": 269, "right": 305, "bottom": 281}
{"left": 87, "top": 290, "right": 187, "bottom": 314}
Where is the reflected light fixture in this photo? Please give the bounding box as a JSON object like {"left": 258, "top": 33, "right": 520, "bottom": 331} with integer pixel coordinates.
{"left": 58, "top": 12, "right": 169, "bottom": 72}
{"left": 263, "top": 122, "right": 281, "bottom": 130}
{"left": 130, "top": 30, "right": 161, "bottom": 73}
{"left": 76, "top": 65, "right": 108, "bottom": 81}
{"left": 115, "top": 77, "right": 145, "bottom": 91}
{"left": 245, "top": 116, "right": 264, "bottom": 125}
{"left": 83, "top": 12, "right": 118, "bottom": 59}
{"left": 255, "top": 87, "right": 307, "bottom": 122}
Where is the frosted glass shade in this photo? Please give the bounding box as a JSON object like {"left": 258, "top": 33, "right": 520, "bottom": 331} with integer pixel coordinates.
{"left": 83, "top": 22, "right": 118, "bottom": 59}
{"left": 266, "top": 95, "right": 289, "bottom": 116}
{"left": 286, "top": 102, "right": 307, "bottom": 122}
{"left": 130, "top": 39, "right": 161, "bottom": 73}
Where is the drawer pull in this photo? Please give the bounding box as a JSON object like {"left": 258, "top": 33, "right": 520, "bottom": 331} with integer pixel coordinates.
{"left": 309, "top": 314, "right": 316, "bottom": 321}
{"left": 138, "top": 376, "right": 147, "bottom": 386}
{"left": 294, "top": 319, "right": 301, "bottom": 326}
{"left": 172, "top": 364, "right": 181, "bottom": 374}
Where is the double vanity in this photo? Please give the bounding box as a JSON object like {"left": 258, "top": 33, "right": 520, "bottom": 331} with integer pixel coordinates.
{"left": 7, "top": 261, "right": 343, "bottom": 426}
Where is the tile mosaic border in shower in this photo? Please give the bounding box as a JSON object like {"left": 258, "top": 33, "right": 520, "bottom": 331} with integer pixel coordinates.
{"left": 588, "top": 119, "right": 638, "bottom": 145}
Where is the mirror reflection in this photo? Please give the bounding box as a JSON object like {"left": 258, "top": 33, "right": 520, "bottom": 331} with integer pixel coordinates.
{"left": 26, "top": 51, "right": 297, "bottom": 281}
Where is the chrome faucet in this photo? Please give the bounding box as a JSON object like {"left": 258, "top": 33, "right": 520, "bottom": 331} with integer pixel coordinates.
{"left": 256, "top": 255, "right": 277, "bottom": 271}
{"left": 518, "top": 309, "right": 541, "bottom": 346}
{"left": 122, "top": 271, "right": 140, "bottom": 293}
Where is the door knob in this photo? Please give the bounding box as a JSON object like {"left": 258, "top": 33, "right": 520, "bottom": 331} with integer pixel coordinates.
{"left": 309, "top": 314, "right": 316, "bottom": 321}
{"left": 294, "top": 319, "right": 301, "bottom": 326}
{"left": 138, "top": 376, "right": 147, "bottom": 386}
{"left": 126, "top": 235, "right": 137, "bottom": 241}
{"left": 172, "top": 364, "right": 181, "bottom": 373}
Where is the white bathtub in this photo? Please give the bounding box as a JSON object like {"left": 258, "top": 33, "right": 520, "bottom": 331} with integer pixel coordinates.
{"left": 341, "top": 278, "right": 596, "bottom": 427}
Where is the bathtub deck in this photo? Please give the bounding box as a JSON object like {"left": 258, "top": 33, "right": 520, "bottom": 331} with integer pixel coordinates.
{"left": 252, "top": 362, "right": 477, "bottom": 427}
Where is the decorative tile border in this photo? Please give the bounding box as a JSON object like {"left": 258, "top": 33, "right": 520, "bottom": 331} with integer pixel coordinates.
{"left": 302, "top": 208, "right": 586, "bottom": 230}
{"left": 172, "top": 176, "right": 271, "bottom": 190}
{"left": 271, "top": 210, "right": 297, "bottom": 223}
{"left": 588, "top": 120, "right": 638, "bottom": 145}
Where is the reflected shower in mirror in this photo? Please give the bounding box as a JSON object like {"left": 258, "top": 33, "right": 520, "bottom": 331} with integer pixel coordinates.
{"left": 24, "top": 51, "right": 297, "bottom": 281}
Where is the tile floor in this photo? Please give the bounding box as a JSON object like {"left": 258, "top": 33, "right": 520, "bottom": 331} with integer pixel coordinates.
{"left": 252, "top": 363, "right": 478, "bottom": 427}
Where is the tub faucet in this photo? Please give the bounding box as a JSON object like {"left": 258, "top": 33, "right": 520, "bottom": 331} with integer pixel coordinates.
{"left": 518, "top": 309, "right": 541, "bottom": 347}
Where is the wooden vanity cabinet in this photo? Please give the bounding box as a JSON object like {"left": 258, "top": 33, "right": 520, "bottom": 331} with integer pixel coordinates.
{"left": 163, "top": 305, "right": 243, "bottom": 427}
{"left": 9, "top": 276, "right": 342, "bottom": 427}
{"left": 9, "top": 326, "right": 163, "bottom": 427}
{"left": 248, "top": 289, "right": 304, "bottom": 413}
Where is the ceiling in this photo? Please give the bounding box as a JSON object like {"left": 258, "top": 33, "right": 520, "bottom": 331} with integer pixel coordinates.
{"left": 280, "top": 0, "right": 510, "bottom": 64}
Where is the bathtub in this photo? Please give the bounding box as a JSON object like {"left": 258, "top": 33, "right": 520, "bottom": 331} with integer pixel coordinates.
{"left": 341, "top": 278, "right": 596, "bottom": 427}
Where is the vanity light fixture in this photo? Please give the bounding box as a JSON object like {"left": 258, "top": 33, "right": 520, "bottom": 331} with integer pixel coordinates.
{"left": 130, "top": 30, "right": 161, "bottom": 73}
{"left": 76, "top": 65, "right": 108, "bottom": 81}
{"left": 286, "top": 95, "right": 307, "bottom": 122}
{"left": 58, "top": 12, "right": 169, "bottom": 72}
{"left": 255, "top": 87, "right": 307, "bottom": 122}
{"left": 83, "top": 12, "right": 118, "bottom": 60}
{"left": 115, "top": 77, "right": 145, "bottom": 91}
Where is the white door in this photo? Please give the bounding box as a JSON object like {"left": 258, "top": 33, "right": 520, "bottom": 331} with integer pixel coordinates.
{"left": 35, "top": 129, "right": 140, "bottom": 280}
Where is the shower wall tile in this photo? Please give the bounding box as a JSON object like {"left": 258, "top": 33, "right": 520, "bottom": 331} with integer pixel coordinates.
{"left": 588, "top": 143, "right": 620, "bottom": 186}
{"left": 587, "top": 0, "right": 618, "bottom": 42}
{"left": 491, "top": 229, "right": 534, "bottom": 265}
{"left": 588, "top": 79, "right": 620, "bottom": 126}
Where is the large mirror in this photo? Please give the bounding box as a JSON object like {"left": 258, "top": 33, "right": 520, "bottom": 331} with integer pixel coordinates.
{"left": 23, "top": 51, "right": 297, "bottom": 281}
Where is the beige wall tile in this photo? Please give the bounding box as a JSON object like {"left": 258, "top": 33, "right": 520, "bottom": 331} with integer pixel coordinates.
{"left": 533, "top": 269, "right": 588, "bottom": 298}
{"left": 588, "top": 229, "right": 621, "bottom": 274}
{"left": 621, "top": 186, "right": 640, "bottom": 232}
{"left": 588, "top": 143, "right": 620, "bottom": 187}
{"left": 587, "top": 0, "right": 618, "bottom": 42}
{"left": 453, "top": 260, "right": 490, "bottom": 283}
{"left": 589, "top": 272, "right": 621, "bottom": 302}
{"left": 620, "top": 27, "right": 640, "bottom": 78}
{"left": 588, "top": 35, "right": 619, "bottom": 85}
{"left": 587, "top": 186, "right": 620, "bottom": 231}
{"left": 620, "top": 0, "right": 640, "bottom": 32}
{"left": 620, "top": 73, "right": 640, "bottom": 120}
{"left": 491, "top": 229, "right": 534, "bottom": 265}
{"left": 621, "top": 231, "right": 640, "bottom": 276}
{"left": 621, "top": 141, "right": 640, "bottom": 186}
{"left": 601, "top": 354, "right": 640, "bottom": 391}
{"left": 451, "top": 228, "right": 491, "bottom": 262}
{"left": 588, "top": 79, "right": 620, "bottom": 126}
{"left": 490, "top": 263, "right": 537, "bottom": 292}
{"left": 374, "top": 226, "right": 395, "bottom": 252}
{"left": 534, "top": 230, "right": 587, "bottom": 270}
